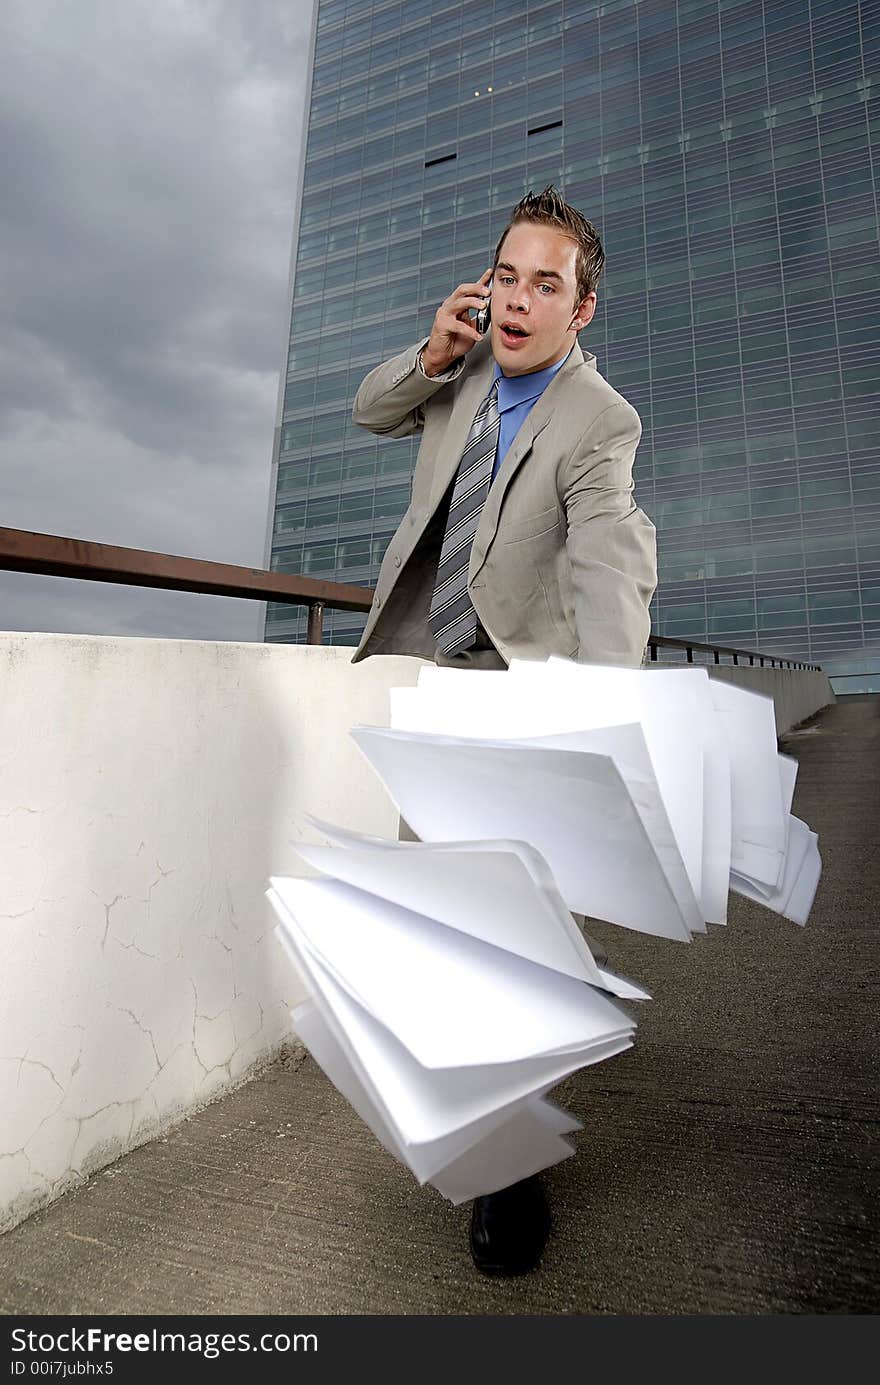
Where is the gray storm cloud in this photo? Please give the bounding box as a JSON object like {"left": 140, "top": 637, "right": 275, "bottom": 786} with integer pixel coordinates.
{"left": 0, "top": 0, "right": 314, "bottom": 639}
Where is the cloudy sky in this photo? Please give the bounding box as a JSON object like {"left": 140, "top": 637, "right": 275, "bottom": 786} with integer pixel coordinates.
{"left": 0, "top": 0, "right": 314, "bottom": 641}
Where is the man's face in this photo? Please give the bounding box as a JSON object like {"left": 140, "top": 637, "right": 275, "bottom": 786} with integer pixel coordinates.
{"left": 489, "top": 221, "right": 596, "bottom": 377}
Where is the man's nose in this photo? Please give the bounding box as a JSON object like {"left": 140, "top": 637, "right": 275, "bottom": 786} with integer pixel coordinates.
{"left": 505, "top": 287, "right": 528, "bottom": 312}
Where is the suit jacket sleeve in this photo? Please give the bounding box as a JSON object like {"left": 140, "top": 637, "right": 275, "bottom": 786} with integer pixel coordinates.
{"left": 561, "top": 400, "right": 658, "bottom": 667}
{"left": 352, "top": 340, "right": 466, "bottom": 439}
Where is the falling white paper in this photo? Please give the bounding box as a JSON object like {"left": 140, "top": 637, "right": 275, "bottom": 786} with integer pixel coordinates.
{"left": 404, "top": 659, "right": 708, "bottom": 915}
{"left": 269, "top": 876, "right": 635, "bottom": 1195}
{"left": 271, "top": 876, "right": 635, "bottom": 1069}
{"left": 298, "top": 816, "right": 650, "bottom": 999}
{"left": 267, "top": 657, "right": 822, "bottom": 1205}
{"left": 731, "top": 816, "right": 821, "bottom": 925}
{"left": 393, "top": 660, "right": 735, "bottom": 926}
{"left": 708, "top": 678, "right": 787, "bottom": 888}
{"left": 351, "top": 726, "right": 695, "bottom": 940}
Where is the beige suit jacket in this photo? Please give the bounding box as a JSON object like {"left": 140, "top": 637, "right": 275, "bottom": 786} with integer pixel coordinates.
{"left": 350, "top": 335, "right": 657, "bottom": 668}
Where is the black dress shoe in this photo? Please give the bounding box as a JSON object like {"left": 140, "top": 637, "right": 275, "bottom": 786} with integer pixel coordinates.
{"left": 469, "top": 1174, "right": 551, "bottom": 1275}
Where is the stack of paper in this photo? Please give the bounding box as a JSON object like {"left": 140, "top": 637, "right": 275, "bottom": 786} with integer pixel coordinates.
{"left": 267, "top": 658, "right": 821, "bottom": 1202}
{"left": 267, "top": 820, "right": 646, "bottom": 1203}
{"left": 352, "top": 659, "right": 821, "bottom": 934}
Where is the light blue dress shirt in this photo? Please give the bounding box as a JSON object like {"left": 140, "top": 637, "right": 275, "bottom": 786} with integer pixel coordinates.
{"left": 491, "top": 350, "right": 571, "bottom": 480}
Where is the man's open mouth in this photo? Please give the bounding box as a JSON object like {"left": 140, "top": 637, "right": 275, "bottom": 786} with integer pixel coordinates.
{"left": 501, "top": 324, "right": 529, "bottom": 343}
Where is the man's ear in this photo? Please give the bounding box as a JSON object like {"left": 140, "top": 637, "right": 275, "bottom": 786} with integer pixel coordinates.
{"left": 570, "top": 292, "right": 597, "bottom": 332}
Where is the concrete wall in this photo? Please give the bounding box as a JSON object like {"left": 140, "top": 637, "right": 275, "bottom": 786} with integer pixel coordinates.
{"left": 701, "top": 665, "right": 835, "bottom": 735}
{"left": 0, "top": 634, "right": 422, "bottom": 1233}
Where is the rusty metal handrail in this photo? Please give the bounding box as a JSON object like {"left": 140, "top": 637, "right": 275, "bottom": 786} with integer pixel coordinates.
{"left": 0, "top": 526, "right": 822, "bottom": 669}
{"left": 0, "top": 526, "right": 373, "bottom": 644}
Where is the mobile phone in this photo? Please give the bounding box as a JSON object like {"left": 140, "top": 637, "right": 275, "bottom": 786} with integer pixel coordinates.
{"left": 475, "top": 281, "right": 492, "bottom": 335}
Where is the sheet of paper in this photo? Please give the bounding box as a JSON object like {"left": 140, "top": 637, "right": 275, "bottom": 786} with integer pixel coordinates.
{"left": 308, "top": 816, "right": 607, "bottom": 971}
{"left": 270, "top": 876, "right": 634, "bottom": 1069}
{"left": 396, "top": 660, "right": 727, "bottom": 926}
{"left": 352, "top": 726, "right": 694, "bottom": 940}
{"left": 300, "top": 817, "right": 651, "bottom": 1000}
{"left": 390, "top": 668, "right": 520, "bottom": 738}
{"left": 294, "top": 837, "right": 602, "bottom": 986}
{"left": 407, "top": 659, "right": 708, "bottom": 915}
{"left": 277, "top": 904, "right": 561, "bottom": 1173}
{"left": 535, "top": 660, "right": 735, "bottom": 926}
{"left": 778, "top": 753, "right": 798, "bottom": 817}
{"left": 429, "top": 1099, "right": 580, "bottom": 1204}
{"left": 294, "top": 993, "right": 586, "bottom": 1199}
{"left": 276, "top": 923, "right": 410, "bottom": 1159}
{"left": 708, "top": 678, "right": 787, "bottom": 887}
{"left": 290, "top": 993, "right": 408, "bottom": 1169}
{"left": 730, "top": 815, "right": 820, "bottom": 926}
{"left": 289, "top": 991, "right": 535, "bottom": 1185}
{"left": 730, "top": 870, "right": 775, "bottom": 901}
{"left": 783, "top": 833, "right": 821, "bottom": 926}
{"left": 319, "top": 951, "right": 629, "bottom": 1158}
{"left": 701, "top": 742, "right": 731, "bottom": 925}
{"left": 269, "top": 889, "right": 634, "bottom": 1157}
{"left": 538, "top": 660, "right": 711, "bottom": 917}
{"left": 519, "top": 728, "right": 703, "bottom": 935}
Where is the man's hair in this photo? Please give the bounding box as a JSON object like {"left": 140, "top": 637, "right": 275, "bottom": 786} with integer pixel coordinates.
{"left": 493, "top": 185, "right": 605, "bottom": 303}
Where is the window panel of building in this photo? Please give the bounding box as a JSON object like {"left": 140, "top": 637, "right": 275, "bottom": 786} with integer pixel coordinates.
{"left": 266, "top": 0, "right": 880, "bottom": 680}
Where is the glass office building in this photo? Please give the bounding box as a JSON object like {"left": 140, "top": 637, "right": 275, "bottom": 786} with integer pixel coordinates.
{"left": 265, "top": 0, "right": 880, "bottom": 689}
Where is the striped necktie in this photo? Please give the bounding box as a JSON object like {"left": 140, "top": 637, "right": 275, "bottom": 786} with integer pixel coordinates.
{"left": 428, "top": 378, "right": 501, "bottom": 657}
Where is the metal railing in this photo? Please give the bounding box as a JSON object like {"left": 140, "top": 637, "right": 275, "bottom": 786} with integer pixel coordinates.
{"left": 0, "top": 525, "right": 822, "bottom": 671}
{"left": 649, "top": 634, "right": 820, "bottom": 671}
{"left": 0, "top": 526, "right": 372, "bottom": 646}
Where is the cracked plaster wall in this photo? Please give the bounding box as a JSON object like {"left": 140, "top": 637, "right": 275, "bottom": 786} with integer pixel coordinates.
{"left": 0, "top": 633, "right": 422, "bottom": 1232}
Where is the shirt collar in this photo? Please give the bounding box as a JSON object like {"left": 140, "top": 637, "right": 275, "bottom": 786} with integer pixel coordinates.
{"left": 491, "top": 348, "right": 572, "bottom": 413}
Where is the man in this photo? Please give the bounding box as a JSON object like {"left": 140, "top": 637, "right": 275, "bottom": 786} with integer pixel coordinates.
{"left": 350, "top": 187, "right": 657, "bottom": 1274}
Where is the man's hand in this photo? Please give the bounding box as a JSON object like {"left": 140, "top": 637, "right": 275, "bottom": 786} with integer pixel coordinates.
{"left": 420, "top": 268, "right": 493, "bottom": 377}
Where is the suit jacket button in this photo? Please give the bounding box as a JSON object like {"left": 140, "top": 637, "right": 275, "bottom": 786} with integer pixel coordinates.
{"left": 394, "top": 556, "right": 401, "bottom": 567}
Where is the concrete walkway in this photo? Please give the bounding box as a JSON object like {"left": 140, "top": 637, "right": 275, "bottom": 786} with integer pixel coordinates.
{"left": 1, "top": 696, "right": 878, "bottom": 1315}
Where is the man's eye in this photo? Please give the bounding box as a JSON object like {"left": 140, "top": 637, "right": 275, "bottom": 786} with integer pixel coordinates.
{"left": 539, "top": 284, "right": 555, "bottom": 294}
{"left": 499, "top": 276, "right": 514, "bottom": 285}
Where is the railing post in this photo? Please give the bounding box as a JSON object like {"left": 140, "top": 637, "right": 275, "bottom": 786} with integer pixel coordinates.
{"left": 307, "top": 600, "right": 325, "bottom": 645}
{"left": 686, "top": 645, "right": 693, "bottom": 663}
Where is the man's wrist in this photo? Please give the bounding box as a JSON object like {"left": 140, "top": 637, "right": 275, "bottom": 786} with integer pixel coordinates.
{"left": 418, "top": 347, "right": 458, "bottom": 381}
{"left": 418, "top": 348, "right": 443, "bottom": 378}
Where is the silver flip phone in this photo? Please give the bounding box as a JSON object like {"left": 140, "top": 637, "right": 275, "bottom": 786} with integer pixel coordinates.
{"left": 475, "top": 281, "right": 492, "bottom": 335}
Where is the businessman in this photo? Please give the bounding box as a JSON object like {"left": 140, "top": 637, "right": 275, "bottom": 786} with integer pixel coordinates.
{"left": 350, "top": 187, "right": 657, "bottom": 1273}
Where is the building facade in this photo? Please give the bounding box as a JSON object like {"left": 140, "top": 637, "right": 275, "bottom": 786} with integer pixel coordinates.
{"left": 265, "top": 0, "right": 880, "bottom": 689}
